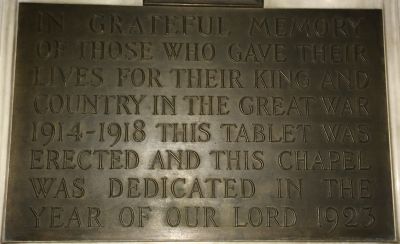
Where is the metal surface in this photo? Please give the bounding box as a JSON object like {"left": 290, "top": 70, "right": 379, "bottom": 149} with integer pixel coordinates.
{"left": 4, "top": 3, "right": 394, "bottom": 241}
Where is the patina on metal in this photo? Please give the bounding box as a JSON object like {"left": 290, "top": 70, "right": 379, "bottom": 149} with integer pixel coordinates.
{"left": 4, "top": 3, "right": 394, "bottom": 241}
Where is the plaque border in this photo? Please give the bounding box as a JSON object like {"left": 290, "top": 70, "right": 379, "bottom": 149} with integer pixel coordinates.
{"left": 0, "top": 0, "right": 399, "bottom": 243}
{"left": 143, "top": 0, "right": 263, "bottom": 7}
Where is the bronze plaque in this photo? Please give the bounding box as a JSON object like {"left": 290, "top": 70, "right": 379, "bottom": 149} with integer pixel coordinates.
{"left": 4, "top": 3, "right": 395, "bottom": 241}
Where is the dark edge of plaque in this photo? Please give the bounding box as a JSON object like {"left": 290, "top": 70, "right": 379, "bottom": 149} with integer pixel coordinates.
{"left": 144, "top": 0, "right": 263, "bottom": 8}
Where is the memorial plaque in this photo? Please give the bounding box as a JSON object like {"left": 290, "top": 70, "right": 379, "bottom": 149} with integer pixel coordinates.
{"left": 4, "top": 3, "right": 395, "bottom": 241}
